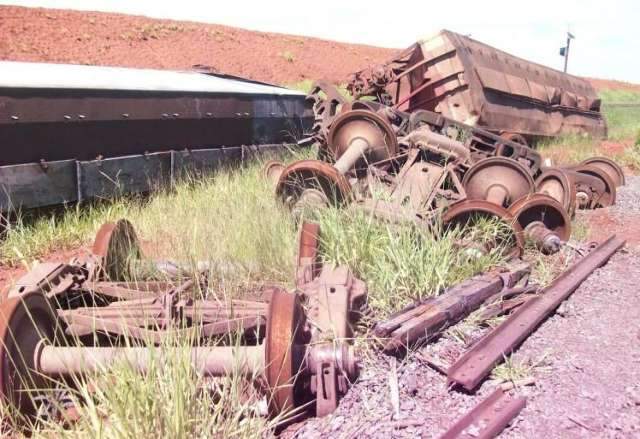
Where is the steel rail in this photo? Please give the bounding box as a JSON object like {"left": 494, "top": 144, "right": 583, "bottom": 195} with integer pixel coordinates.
{"left": 447, "top": 235, "right": 625, "bottom": 391}
{"left": 439, "top": 388, "right": 526, "bottom": 439}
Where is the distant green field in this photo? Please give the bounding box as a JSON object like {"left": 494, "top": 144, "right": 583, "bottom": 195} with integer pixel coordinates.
{"left": 600, "top": 89, "right": 640, "bottom": 141}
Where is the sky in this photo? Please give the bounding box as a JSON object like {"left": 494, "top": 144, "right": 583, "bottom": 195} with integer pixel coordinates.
{"left": 1, "top": 0, "right": 639, "bottom": 83}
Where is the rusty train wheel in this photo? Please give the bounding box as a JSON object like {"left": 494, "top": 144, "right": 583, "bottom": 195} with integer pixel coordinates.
{"left": 443, "top": 199, "right": 525, "bottom": 257}
{"left": 0, "top": 292, "right": 58, "bottom": 419}
{"left": 462, "top": 157, "right": 535, "bottom": 207}
{"left": 535, "top": 167, "right": 577, "bottom": 217}
{"left": 508, "top": 193, "right": 572, "bottom": 242}
{"left": 573, "top": 164, "right": 617, "bottom": 208}
{"left": 275, "top": 160, "right": 352, "bottom": 212}
{"left": 92, "top": 219, "right": 142, "bottom": 280}
{"left": 265, "top": 288, "right": 306, "bottom": 417}
{"left": 327, "top": 109, "right": 398, "bottom": 168}
{"left": 263, "top": 160, "right": 286, "bottom": 186}
{"left": 579, "top": 156, "right": 625, "bottom": 187}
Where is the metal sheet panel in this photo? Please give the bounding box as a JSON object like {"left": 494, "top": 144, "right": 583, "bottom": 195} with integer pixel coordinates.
{"left": 527, "top": 80, "right": 549, "bottom": 103}
{"left": 77, "top": 152, "right": 172, "bottom": 201}
{"left": 0, "top": 92, "right": 307, "bottom": 167}
{"left": 171, "top": 148, "right": 226, "bottom": 178}
{"left": 0, "top": 159, "right": 77, "bottom": 211}
{"left": 0, "top": 61, "right": 303, "bottom": 96}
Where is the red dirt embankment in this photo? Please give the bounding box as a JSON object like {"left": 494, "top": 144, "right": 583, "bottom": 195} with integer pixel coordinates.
{"left": 2, "top": 6, "right": 639, "bottom": 92}
{"left": 0, "top": 6, "right": 394, "bottom": 86}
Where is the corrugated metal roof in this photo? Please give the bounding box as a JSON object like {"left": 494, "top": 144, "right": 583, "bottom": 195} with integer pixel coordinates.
{"left": 0, "top": 61, "right": 303, "bottom": 96}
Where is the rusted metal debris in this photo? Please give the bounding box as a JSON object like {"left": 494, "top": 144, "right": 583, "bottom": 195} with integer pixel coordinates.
{"left": 347, "top": 30, "right": 606, "bottom": 144}
{"left": 535, "top": 159, "right": 623, "bottom": 215}
{"left": 268, "top": 80, "right": 625, "bottom": 257}
{"left": 447, "top": 234, "right": 625, "bottom": 391}
{"left": 474, "top": 286, "right": 539, "bottom": 322}
{"left": 439, "top": 388, "right": 526, "bottom": 439}
{"left": 0, "top": 219, "right": 364, "bottom": 428}
{"left": 374, "top": 262, "right": 531, "bottom": 352}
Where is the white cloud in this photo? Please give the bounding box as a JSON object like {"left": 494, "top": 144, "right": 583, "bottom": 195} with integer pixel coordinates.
{"left": 2, "top": 0, "right": 639, "bottom": 82}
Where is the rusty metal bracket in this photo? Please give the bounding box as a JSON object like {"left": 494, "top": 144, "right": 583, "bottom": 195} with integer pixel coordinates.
{"left": 439, "top": 388, "right": 526, "bottom": 439}
{"left": 448, "top": 235, "right": 625, "bottom": 391}
{"left": 7, "top": 262, "right": 89, "bottom": 299}
{"left": 296, "top": 221, "right": 322, "bottom": 287}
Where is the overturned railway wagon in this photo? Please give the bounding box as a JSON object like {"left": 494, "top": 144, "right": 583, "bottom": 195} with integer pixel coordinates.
{"left": 0, "top": 61, "right": 309, "bottom": 212}
{"left": 349, "top": 30, "right": 607, "bottom": 144}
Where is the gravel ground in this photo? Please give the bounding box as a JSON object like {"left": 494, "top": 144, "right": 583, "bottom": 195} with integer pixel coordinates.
{"left": 582, "top": 176, "right": 640, "bottom": 247}
{"left": 285, "top": 176, "right": 640, "bottom": 438}
{"left": 610, "top": 176, "right": 640, "bottom": 213}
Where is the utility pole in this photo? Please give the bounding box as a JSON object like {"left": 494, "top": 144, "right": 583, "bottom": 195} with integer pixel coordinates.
{"left": 559, "top": 32, "right": 575, "bottom": 73}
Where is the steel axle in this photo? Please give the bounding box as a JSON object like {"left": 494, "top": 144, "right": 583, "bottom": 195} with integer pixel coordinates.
{"left": 508, "top": 194, "right": 571, "bottom": 255}
{"left": 0, "top": 288, "right": 358, "bottom": 422}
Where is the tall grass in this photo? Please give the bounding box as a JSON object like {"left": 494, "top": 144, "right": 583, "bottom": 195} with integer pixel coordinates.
{"left": 535, "top": 89, "right": 640, "bottom": 166}
{"left": 603, "top": 105, "right": 640, "bottom": 140}
{"left": 24, "top": 335, "right": 276, "bottom": 438}
{"left": 1, "top": 162, "right": 298, "bottom": 295}
{"left": 536, "top": 134, "right": 601, "bottom": 165}
{"left": 315, "top": 208, "right": 507, "bottom": 316}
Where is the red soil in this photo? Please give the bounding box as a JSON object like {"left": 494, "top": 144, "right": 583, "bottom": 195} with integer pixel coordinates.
{"left": 0, "top": 6, "right": 393, "bottom": 86}
{"left": 2, "top": 6, "right": 638, "bottom": 92}
{"left": 0, "top": 247, "right": 88, "bottom": 298}
{"left": 587, "top": 77, "right": 640, "bottom": 93}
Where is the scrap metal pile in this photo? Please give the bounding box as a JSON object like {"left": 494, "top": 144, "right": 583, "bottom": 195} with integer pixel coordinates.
{"left": 267, "top": 82, "right": 625, "bottom": 258}
{"left": 0, "top": 63, "right": 629, "bottom": 438}
{"left": 1, "top": 218, "right": 625, "bottom": 437}
{"left": 0, "top": 219, "right": 365, "bottom": 427}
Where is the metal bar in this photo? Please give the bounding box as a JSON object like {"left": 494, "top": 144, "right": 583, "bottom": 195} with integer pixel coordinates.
{"left": 36, "top": 343, "right": 265, "bottom": 376}
{"left": 439, "top": 388, "right": 526, "bottom": 439}
{"left": 63, "top": 316, "right": 264, "bottom": 340}
{"left": 88, "top": 282, "right": 177, "bottom": 300}
{"left": 375, "top": 263, "right": 530, "bottom": 352}
{"left": 296, "top": 221, "right": 321, "bottom": 287}
{"left": 448, "top": 235, "right": 625, "bottom": 391}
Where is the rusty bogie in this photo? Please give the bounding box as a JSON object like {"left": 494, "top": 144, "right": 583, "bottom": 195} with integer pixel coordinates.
{"left": 263, "top": 160, "right": 286, "bottom": 186}
{"left": 275, "top": 160, "right": 353, "bottom": 212}
{"left": 264, "top": 289, "right": 305, "bottom": 417}
{"left": 0, "top": 292, "right": 60, "bottom": 417}
{"left": 535, "top": 167, "right": 577, "bottom": 217}
{"left": 326, "top": 109, "right": 399, "bottom": 175}
{"left": 571, "top": 164, "right": 617, "bottom": 208}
